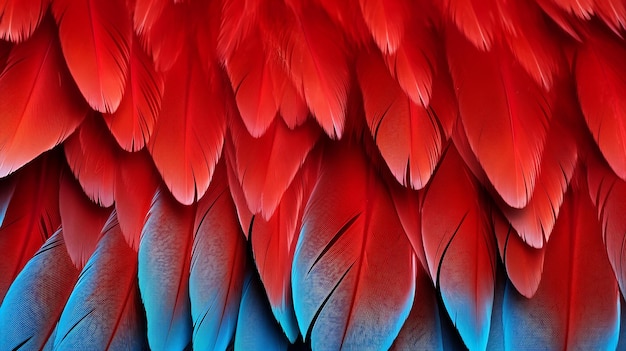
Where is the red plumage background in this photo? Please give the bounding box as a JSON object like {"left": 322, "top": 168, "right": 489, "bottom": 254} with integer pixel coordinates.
{"left": 0, "top": 0, "right": 625, "bottom": 350}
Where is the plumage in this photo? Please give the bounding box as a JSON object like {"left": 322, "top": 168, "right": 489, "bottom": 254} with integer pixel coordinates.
{"left": 3, "top": 1, "right": 626, "bottom": 350}
{"left": 447, "top": 27, "right": 552, "bottom": 208}
{"left": 103, "top": 38, "right": 164, "bottom": 152}
{"left": 52, "top": 0, "right": 132, "bottom": 113}
{"left": 229, "top": 115, "right": 320, "bottom": 219}
{"left": 59, "top": 171, "right": 111, "bottom": 268}
{"left": 0, "top": 19, "right": 86, "bottom": 177}
{"left": 64, "top": 114, "right": 119, "bottom": 207}
{"left": 251, "top": 155, "right": 319, "bottom": 342}
{"left": 502, "top": 173, "right": 620, "bottom": 349}
{"left": 189, "top": 161, "right": 247, "bottom": 351}
{"left": 421, "top": 144, "right": 497, "bottom": 351}
{"left": 0, "top": 0, "right": 49, "bottom": 42}
{"left": 0, "top": 230, "right": 78, "bottom": 350}
{"left": 53, "top": 214, "right": 147, "bottom": 350}
{"left": 138, "top": 188, "right": 193, "bottom": 350}
{"left": 576, "top": 26, "right": 626, "bottom": 181}
{"left": 0, "top": 153, "right": 61, "bottom": 302}
{"left": 148, "top": 47, "right": 228, "bottom": 205}
{"left": 292, "top": 142, "right": 415, "bottom": 351}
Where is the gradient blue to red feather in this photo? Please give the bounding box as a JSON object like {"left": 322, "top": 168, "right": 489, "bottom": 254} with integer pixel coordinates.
{"left": 0, "top": 0, "right": 626, "bottom": 350}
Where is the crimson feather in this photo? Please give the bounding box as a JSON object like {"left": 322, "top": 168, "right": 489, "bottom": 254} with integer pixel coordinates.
{"left": 292, "top": 142, "right": 415, "bottom": 350}
{"left": 0, "top": 20, "right": 86, "bottom": 178}
{"left": 358, "top": 0, "right": 413, "bottom": 54}
{"left": 148, "top": 48, "right": 228, "bottom": 205}
{"left": 0, "top": 0, "right": 48, "bottom": 42}
{"left": 52, "top": 0, "right": 132, "bottom": 113}
{"left": 447, "top": 27, "right": 552, "bottom": 208}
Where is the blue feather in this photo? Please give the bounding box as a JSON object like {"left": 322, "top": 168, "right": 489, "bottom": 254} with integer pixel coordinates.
{"left": 0, "top": 230, "right": 78, "bottom": 350}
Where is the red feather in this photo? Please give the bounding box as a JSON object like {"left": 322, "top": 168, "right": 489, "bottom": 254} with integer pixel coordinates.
{"left": 0, "top": 0, "right": 48, "bottom": 42}
{"left": 441, "top": 0, "right": 498, "bottom": 50}
{"left": 0, "top": 20, "right": 86, "bottom": 178}
{"left": 447, "top": 28, "right": 552, "bottom": 208}
{"left": 503, "top": 171, "right": 620, "bottom": 349}
{"left": 148, "top": 48, "right": 228, "bottom": 205}
{"left": 358, "top": 0, "right": 413, "bottom": 54}
{"left": 576, "top": 27, "right": 626, "bottom": 181}
{"left": 251, "top": 154, "right": 319, "bottom": 342}
{"left": 64, "top": 114, "right": 119, "bottom": 208}
{"left": 59, "top": 171, "right": 111, "bottom": 269}
{"left": 493, "top": 211, "right": 546, "bottom": 298}
{"left": 52, "top": 0, "right": 132, "bottom": 113}
{"left": 0, "top": 153, "right": 61, "bottom": 301}
{"left": 218, "top": 0, "right": 262, "bottom": 60}
{"left": 421, "top": 144, "right": 496, "bottom": 351}
{"left": 136, "top": 1, "right": 185, "bottom": 71}
{"left": 596, "top": 0, "right": 626, "bottom": 33}
{"left": 263, "top": 1, "right": 349, "bottom": 139}
{"left": 313, "top": 0, "right": 371, "bottom": 47}
{"left": 358, "top": 49, "right": 445, "bottom": 189}
{"left": 588, "top": 156, "right": 626, "bottom": 297}
{"left": 499, "top": 113, "right": 578, "bottom": 247}
{"left": 272, "top": 59, "right": 310, "bottom": 129}
{"left": 389, "top": 183, "right": 428, "bottom": 273}
{"left": 225, "top": 31, "right": 279, "bottom": 137}
{"left": 550, "top": 0, "right": 594, "bottom": 19}
{"left": 114, "top": 150, "right": 159, "bottom": 251}
{"left": 103, "top": 38, "right": 164, "bottom": 152}
{"left": 292, "top": 141, "right": 416, "bottom": 350}
{"left": 229, "top": 115, "right": 320, "bottom": 219}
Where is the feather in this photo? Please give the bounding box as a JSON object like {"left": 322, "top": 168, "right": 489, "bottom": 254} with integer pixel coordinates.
{"left": 138, "top": 187, "right": 194, "bottom": 350}
{"left": 103, "top": 38, "right": 164, "bottom": 152}
{"left": 225, "top": 30, "right": 279, "bottom": 137}
{"left": 0, "top": 19, "right": 87, "bottom": 178}
{"left": 229, "top": 115, "right": 320, "bottom": 219}
{"left": 447, "top": 27, "right": 552, "bottom": 208}
{"left": 575, "top": 27, "right": 626, "bottom": 181}
{"left": 442, "top": 0, "right": 498, "bottom": 50}
{"left": 148, "top": 47, "right": 228, "bottom": 205}
{"left": 189, "top": 161, "right": 247, "bottom": 351}
{"left": 499, "top": 110, "right": 577, "bottom": 247}
{"left": 114, "top": 150, "right": 159, "bottom": 251}
{"left": 0, "top": 175, "right": 15, "bottom": 226}
{"left": 550, "top": 0, "right": 594, "bottom": 19}
{"left": 0, "top": 0, "right": 48, "bottom": 42}
{"left": 234, "top": 274, "right": 289, "bottom": 351}
{"left": 137, "top": 1, "right": 185, "bottom": 71}
{"left": 0, "top": 230, "right": 79, "bottom": 350}
{"left": 358, "top": 0, "right": 413, "bottom": 54}
{"left": 595, "top": 0, "right": 626, "bottom": 33}
{"left": 251, "top": 154, "right": 320, "bottom": 342}
{"left": 225, "top": 138, "right": 254, "bottom": 237}
{"left": 421, "top": 144, "right": 497, "bottom": 351}
{"left": 262, "top": 1, "right": 349, "bottom": 139}
{"left": 312, "top": 0, "right": 371, "bottom": 47}
{"left": 59, "top": 171, "right": 111, "bottom": 269}
{"left": 64, "top": 114, "right": 119, "bottom": 207}
{"left": 493, "top": 211, "right": 546, "bottom": 298}
{"left": 133, "top": 0, "right": 167, "bottom": 34}
{"left": 292, "top": 142, "right": 416, "bottom": 351}
{"left": 271, "top": 58, "right": 310, "bottom": 129}
{"left": 53, "top": 214, "right": 148, "bottom": 350}
{"left": 390, "top": 264, "right": 445, "bottom": 350}
{"left": 0, "top": 153, "right": 61, "bottom": 302}
{"left": 218, "top": 0, "right": 261, "bottom": 60}
{"left": 52, "top": 0, "right": 131, "bottom": 113}
{"left": 358, "top": 48, "right": 444, "bottom": 190}
{"left": 503, "top": 173, "right": 620, "bottom": 349}
{"left": 587, "top": 155, "right": 626, "bottom": 297}
{"left": 383, "top": 20, "right": 437, "bottom": 107}
{"left": 533, "top": 0, "right": 584, "bottom": 40}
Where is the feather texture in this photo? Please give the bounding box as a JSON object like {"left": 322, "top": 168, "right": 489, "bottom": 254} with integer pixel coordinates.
{"left": 503, "top": 174, "right": 620, "bottom": 349}
{"left": 358, "top": 0, "right": 413, "bottom": 54}
{"left": 52, "top": 0, "right": 131, "bottom": 112}
{"left": 292, "top": 142, "right": 415, "bottom": 350}
{"left": 0, "top": 230, "right": 78, "bottom": 350}
{"left": 138, "top": 188, "right": 194, "bottom": 350}
{"left": 0, "top": 20, "right": 86, "bottom": 177}
{"left": 421, "top": 144, "right": 497, "bottom": 351}
{"left": 447, "top": 28, "right": 551, "bottom": 208}
{"left": 0, "top": 153, "right": 60, "bottom": 301}
{"left": 229, "top": 115, "right": 320, "bottom": 219}
{"left": 0, "top": 0, "right": 48, "bottom": 42}
{"left": 148, "top": 48, "right": 227, "bottom": 205}
{"left": 53, "top": 214, "right": 147, "bottom": 350}
{"left": 189, "top": 161, "right": 247, "bottom": 351}
{"left": 103, "top": 38, "right": 164, "bottom": 152}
